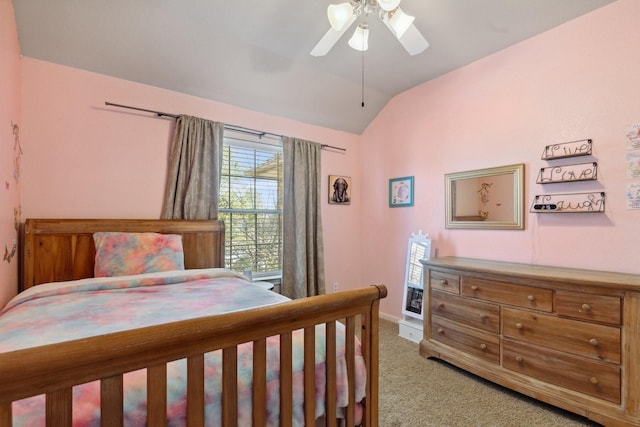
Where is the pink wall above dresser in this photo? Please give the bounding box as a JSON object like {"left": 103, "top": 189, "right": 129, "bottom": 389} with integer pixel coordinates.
{"left": 360, "top": 0, "right": 640, "bottom": 318}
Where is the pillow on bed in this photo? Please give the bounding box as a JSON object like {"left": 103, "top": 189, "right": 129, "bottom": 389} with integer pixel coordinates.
{"left": 93, "top": 232, "right": 185, "bottom": 277}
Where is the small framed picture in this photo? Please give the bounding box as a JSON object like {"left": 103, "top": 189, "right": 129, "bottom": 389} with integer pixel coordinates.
{"left": 329, "top": 175, "right": 351, "bottom": 205}
{"left": 389, "top": 176, "right": 414, "bottom": 207}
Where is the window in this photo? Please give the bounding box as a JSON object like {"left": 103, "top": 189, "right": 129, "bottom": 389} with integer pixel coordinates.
{"left": 219, "top": 132, "right": 283, "bottom": 278}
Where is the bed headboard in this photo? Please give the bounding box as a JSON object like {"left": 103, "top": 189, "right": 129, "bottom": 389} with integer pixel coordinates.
{"left": 21, "top": 218, "right": 225, "bottom": 291}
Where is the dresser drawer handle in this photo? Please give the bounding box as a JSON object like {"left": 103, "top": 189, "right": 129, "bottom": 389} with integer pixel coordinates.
{"left": 527, "top": 295, "right": 535, "bottom": 302}
{"left": 515, "top": 322, "right": 523, "bottom": 329}
{"left": 471, "top": 285, "right": 478, "bottom": 291}
{"left": 479, "top": 313, "right": 488, "bottom": 320}
{"left": 440, "top": 279, "right": 448, "bottom": 286}
{"left": 590, "top": 377, "right": 599, "bottom": 385}
{"left": 589, "top": 338, "right": 599, "bottom": 346}
{"left": 581, "top": 304, "right": 591, "bottom": 312}
{"left": 515, "top": 355, "right": 523, "bottom": 363}
{"left": 437, "top": 328, "right": 444, "bottom": 334}
{"left": 479, "top": 343, "right": 487, "bottom": 351}
{"left": 437, "top": 303, "right": 445, "bottom": 308}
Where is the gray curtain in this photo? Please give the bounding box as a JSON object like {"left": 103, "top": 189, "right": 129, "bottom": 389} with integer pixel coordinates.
{"left": 282, "top": 136, "right": 326, "bottom": 298}
{"left": 161, "top": 115, "right": 223, "bottom": 220}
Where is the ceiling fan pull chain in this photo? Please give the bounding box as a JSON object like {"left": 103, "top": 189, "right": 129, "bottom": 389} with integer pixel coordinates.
{"left": 361, "top": 45, "right": 365, "bottom": 107}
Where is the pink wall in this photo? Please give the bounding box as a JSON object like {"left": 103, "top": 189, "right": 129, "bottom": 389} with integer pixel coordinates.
{"left": 16, "top": 0, "right": 640, "bottom": 321}
{"left": 20, "top": 59, "right": 363, "bottom": 302}
{"left": 361, "top": 0, "right": 640, "bottom": 318}
{"left": 0, "top": 0, "right": 22, "bottom": 307}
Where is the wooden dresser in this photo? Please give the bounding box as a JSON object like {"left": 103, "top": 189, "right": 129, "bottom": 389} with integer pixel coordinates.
{"left": 420, "top": 257, "right": 640, "bottom": 426}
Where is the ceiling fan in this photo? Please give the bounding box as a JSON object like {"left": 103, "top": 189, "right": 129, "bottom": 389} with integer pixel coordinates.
{"left": 311, "top": 0, "right": 429, "bottom": 57}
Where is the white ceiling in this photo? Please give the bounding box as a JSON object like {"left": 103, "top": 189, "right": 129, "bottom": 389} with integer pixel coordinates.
{"left": 13, "top": 0, "right": 615, "bottom": 134}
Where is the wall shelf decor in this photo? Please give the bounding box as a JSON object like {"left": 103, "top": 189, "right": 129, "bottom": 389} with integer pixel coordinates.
{"left": 541, "top": 139, "right": 592, "bottom": 160}
{"left": 536, "top": 162, "right": 598, "bottom": 184}
{"left": 530, "top": 192, "right": 605, "bottom": 213}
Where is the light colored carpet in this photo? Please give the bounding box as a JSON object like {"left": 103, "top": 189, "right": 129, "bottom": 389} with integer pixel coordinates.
{"left": 378, "top": 319, "right": 603, "bottom": 427}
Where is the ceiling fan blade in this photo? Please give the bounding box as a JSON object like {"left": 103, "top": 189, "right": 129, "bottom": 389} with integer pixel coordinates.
{"left": 310, "top": 14, "right": 357, "bottom": 56}
{"left": 399, "top": 23, "right": 430, "bottom": 55}
{"left": 382, "top": 20, "right": 429, "bottom": 56}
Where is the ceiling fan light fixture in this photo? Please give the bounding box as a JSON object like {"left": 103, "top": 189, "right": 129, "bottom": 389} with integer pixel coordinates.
{"left": 348, "top": 23, "right": 369, "bottom": 51}
{"left": 387, "top": 7, "right": 414, "bottom": 38}
{"left": 377, "top": 0, "right": 401, "bottom": 12}
{"left": 313, "top": 0, "right": 427, "bottom": 57}
{"left": 327, "top": 3, "right": 355, "bottom": 31}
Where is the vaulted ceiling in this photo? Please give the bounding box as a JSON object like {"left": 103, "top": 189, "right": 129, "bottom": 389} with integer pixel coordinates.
{"left": 13, "top": 0, "right": 615, "bottom": 134}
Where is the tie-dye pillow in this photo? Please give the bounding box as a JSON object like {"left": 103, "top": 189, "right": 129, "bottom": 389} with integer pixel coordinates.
{"left": 93, "top": 232, "right": 185, "bottom": 277}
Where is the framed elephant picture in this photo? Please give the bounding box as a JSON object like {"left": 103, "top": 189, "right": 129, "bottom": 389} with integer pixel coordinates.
{"left": 329, "top": 175, "right": 351, "bottom": 205}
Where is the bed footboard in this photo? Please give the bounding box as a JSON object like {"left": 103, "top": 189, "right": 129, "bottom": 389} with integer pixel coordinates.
{"left": 0, "top": 285, "right": 387, "bottom": 427}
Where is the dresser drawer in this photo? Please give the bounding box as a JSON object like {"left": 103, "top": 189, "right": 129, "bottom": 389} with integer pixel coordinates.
{"left": 431, "top": 290, "right": 499, "bottom": 333}
{"left": 431, "top": 316, "right": 499, "bottom": 364}
{"left": 555, "top": 291, "right": 621, "bottom": 326}
{"left": 502, "top": 307, "right": 621, "bottom": 364}
{"left": 462, "top": 277, "right": 552, "bottom": 312}
{"left": 503, "top": 339, "right": 620, "bottom": 403}
{"left": 429, "top": 270, "right": 460, "bottom": 294}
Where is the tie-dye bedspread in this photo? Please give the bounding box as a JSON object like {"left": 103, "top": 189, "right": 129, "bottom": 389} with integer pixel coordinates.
{"left": 0, "top": 269, "right": 366, "bottom": 426}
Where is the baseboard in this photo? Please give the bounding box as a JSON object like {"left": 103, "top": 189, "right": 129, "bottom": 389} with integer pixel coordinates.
{"left": 380, "top": 312, "right": 401, "bottom": 323}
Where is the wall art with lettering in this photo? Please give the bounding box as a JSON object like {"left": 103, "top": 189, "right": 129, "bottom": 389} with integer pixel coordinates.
{"left": 530, "top": 192, "right": 605, "bottom": 213}
{"left": 541, "top": 139, "right": 592, "bottom": 160}
{"left": 536, "top": 162, "right": 598, "bottom": 184}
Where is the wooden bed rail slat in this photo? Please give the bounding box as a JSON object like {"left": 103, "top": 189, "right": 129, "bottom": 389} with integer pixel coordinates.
{"left": 325, "top": 321, "right": 338, "bottom": 427}
{"left": 362, "top": 300, "right": 381, "bottom": 427}
{"left": 46, "top": 388, "right": 72, "bottom": 427}
{"left": 345, "top": 316, "right": 356, "bottom": 427}
{"left": 187, "top": 354, "right": 206, "bottom": 426}
{"left": 0, "top": 402, "right": 10, "bottom": 426}
{"left": 221, "top": 348, "right": 238, "bottom": 427}
{"left": 101, "top": 375, "right": 124, "bottom": 427}
{"left": 280, "top": 332, "right": 293, "bottom": 427}
{"left": 304, "top": 326, "right": 316, "bottom": 426}
{"left": 147, "top": 364, "right": 167, "bottom": 427}
{"left": 252, "top": 338, "right": 268, "bottom": 426}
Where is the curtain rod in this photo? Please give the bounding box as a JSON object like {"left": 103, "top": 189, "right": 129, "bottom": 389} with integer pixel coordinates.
{"left": 104, "top": 101, "right": 346, "bottom": 152}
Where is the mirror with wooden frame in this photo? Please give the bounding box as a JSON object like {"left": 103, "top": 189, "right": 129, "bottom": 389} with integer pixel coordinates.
{"left": 445, "top": 163, "right": 524, "bottom": 230}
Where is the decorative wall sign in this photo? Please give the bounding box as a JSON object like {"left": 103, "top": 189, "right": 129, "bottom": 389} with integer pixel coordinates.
{"left": 3, "top": 240, "right": 16, "bottom": 263}
{"left": 530, "top": 192, "right": 605, "bottom": 213}
{"left": 626, "top": 124, "right": 640, "bottom": 150}
{"left": 541, "top": 139, "right": 592, "bottom": 160}
{"left": 536, "top": 162, "right": 598, "bottom": 184}
{"left": 12, "top": 121, "right": 22, "bottom": 183}
{"left": 389, "top": 176, "right": 414, "bottom": 207}
{"left": 626, "top": 151, "right": 640, "bottom": 179}
{"left": 627, "top": 183, "right": 640, "bottom": 209}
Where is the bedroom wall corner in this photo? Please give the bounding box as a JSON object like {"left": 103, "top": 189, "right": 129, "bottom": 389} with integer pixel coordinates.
{"left": 0, "top": 0, "right": 22, "bottom": 306}
{"left": 359, "top": 0, "right": 640, "bottom": 319}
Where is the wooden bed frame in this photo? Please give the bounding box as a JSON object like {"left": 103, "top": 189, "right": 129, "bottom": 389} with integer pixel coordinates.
{"left": 21, "top": 218, "right": 225, "bottom": 290}
{"left": 4, "top": 218, "right": 386, "bottom": 426}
